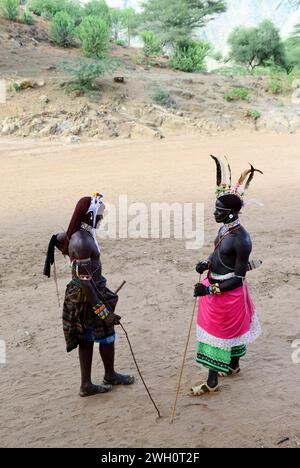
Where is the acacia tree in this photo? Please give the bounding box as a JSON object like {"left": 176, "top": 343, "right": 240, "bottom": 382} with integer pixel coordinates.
{"left": 287, "top": 22, "right": 300, "bottom": 44}
{"left": 140, "top": 0, "right": 226, "bottom": 47}
{"left": 83, "top": 0, "right": 111, "bottom": 24}
{"left": 107, "top": 6, "right": 140, "bottom": 46}
{"left": 228, "top": 20, "right": 286, "bottom": 72}
{"left": 279, "top": 0, "right": 300, "bottom": 7}
{"left": 121, "top": 7, "right": 140, "bottom": 47}
{"left": 284, "top": 23, "right": 300, "bottom": 72}
{"left": 110, "top": 7, "right": 124, "bottom": 42}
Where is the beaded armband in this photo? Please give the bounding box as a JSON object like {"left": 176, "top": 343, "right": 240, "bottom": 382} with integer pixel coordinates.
{"left": 93, "top": 303, "right": 110, "bottom": 320}
{"left": 208, "top": 283, "right": 221, "bottom": 295}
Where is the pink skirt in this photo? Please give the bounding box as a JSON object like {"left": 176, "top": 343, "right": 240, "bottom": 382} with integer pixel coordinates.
{"left": 197, "top": 278, "right": 256, "bottom": 340}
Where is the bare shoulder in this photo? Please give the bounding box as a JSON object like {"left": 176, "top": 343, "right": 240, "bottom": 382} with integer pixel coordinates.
{"left": 234, "top": 225, "right": 252, "bottom": 251}
{"left": 55, "top": 232, "right": 67, "bottom": 253}
{"left": 56, "top": 232, "right": 67, "bottom": 244}
{"left": 69, "top": 231, "right": 94, "bottom": 259}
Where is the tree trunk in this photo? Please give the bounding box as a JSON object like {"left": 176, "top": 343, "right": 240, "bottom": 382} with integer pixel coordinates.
{"left": 128, "top": 28, "right": 131, "bottom": 47}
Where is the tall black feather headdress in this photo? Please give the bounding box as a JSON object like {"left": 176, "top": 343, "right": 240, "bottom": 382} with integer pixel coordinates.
{"left": 210, "top": 155, "right": 263, "bottom": 200}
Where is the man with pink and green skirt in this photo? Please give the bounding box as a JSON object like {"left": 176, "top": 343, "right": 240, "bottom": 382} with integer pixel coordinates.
{"left": 190, "top": 156, "right": 263, "bottom": 396}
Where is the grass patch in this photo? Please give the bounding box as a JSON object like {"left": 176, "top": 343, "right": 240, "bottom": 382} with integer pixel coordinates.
{"left": 133, "top": 53, "right": 147, "bottom": 66}
{"left": 59, "top": 58, "right": 121, "bottom": 95}
{"left": 11, "top": 82, "right": 21, "bottom": 92}
{"left": 246, "top": 109, "right": 261, "bottom": 121}
{"left": 267, "top": 79, "right": 284, "bottom": 95}
{"left": 152, "top": 88, "right": 176, "bottom": 108}
{"left": 22, "top": 9, "right": 34, "bottom": 25}
{"left": 115, "top": 39, "right": 127, "bottom": 47}
{"left": 215, "top": 66, "right": 249, "bottom": 77}
{"left": 224, "top": 87, "right": 250, "bottom": 102}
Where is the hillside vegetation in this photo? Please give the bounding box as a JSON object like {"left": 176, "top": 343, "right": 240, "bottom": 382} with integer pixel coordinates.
{"left": 1, "top": 2, "right": 300, "bottom": 140}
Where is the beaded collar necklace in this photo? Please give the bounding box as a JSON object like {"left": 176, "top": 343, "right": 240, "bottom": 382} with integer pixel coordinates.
{"left": 80, "top": 222, "right": 100, "bottom": 253}
{"left": 80, "top": 222, "right": 94, "bottom": 237}
{"left": 219, "top": 219, "right": 240, "bottom": 237}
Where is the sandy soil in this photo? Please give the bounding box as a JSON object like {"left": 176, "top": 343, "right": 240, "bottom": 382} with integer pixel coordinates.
{"left": 0, "top": 133, "right": 299, "bottom": 448}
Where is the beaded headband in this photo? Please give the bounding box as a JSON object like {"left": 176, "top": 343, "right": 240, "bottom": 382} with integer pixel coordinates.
{"left": 86, "top": 192, "right": 104, "bottom": 228}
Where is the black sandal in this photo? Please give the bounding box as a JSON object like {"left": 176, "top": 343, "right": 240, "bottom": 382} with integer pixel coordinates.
{"left": 103, "top": 374, "right": 135, "bottom": 386}
{"left": 79, "top": 384, "right": 112, "bottom": 397}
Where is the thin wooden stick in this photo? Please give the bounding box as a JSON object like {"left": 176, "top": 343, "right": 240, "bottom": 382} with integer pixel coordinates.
{"left": 53, "top": 261, "right": 61, "bottom": 309}
{"left": 115, "top": 281, "right": 126, "bottom": 295}
{"left": 120, "top": 322, "right": 162, "bottom": 419}
{"left": 170, "top": 276, "right": 201, "bottom": 424}
{"left": 114, "top": 281, "right": 161, "bottom": 419}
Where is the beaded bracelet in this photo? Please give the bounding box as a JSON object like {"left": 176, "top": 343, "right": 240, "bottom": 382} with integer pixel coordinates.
{"left": 93, "top": 303, "right": 110, "bottom": 320}
{"left": 208, "top": 283, "right": 221, "bottom": 295}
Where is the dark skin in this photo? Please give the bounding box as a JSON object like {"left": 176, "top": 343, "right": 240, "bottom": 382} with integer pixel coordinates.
{"left": 56, "top": 213, "right": 130, "bottom": 396}
{"left": 194, "top": 199, "right": 252, "bottom": 389}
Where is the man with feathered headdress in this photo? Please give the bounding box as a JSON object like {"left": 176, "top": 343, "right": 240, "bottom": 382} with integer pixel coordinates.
{"left": 190, "top": 156, "right": 263, "bottom": 396}
{"left": 44, "top": 193, "right": 134, "bottom": 397}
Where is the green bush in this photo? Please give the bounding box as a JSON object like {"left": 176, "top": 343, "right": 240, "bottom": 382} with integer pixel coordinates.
{"left": 224, "top": 87, "right": 250, "bottom": 102}
{"left": 140, "top": 31, "right": 162, "bottom": 58}
{"left": 152, "top": 88, "right": 176, "bottom": 108}
{"left": 267, "top": 79, "right": 284, "bottom": 95}
{"left": 50, "top": 11, "right": 75, "bottom": 47}
{"left": 83, "top": 0, "right": 110, "bottom": 24}
{"left": 0, "top": 0, "right": 20, "bottom": 21}
{"left": 22, "top": 9, "right": 34, "bottom": 25}
{"left": 28, "top": 0, "right": 82, "bottom": 19}
{"left": 77, "top": 16, "right": 110, "bottom": 58}
{"left": 60, "top": 58, "right": 120, "bottom": 93}
{"left": 77, "top": 15, "right": 110, "bottom": 59}
{"left": 12, "top": 81, "right": 21, "bottom": 92}
{"left": 64, "top": 1, "right": 83, "bottom": 22}
{"left": 28, "top": 0, "right": 60, "bottom": 17}
{"left": 212, "top": 51, "right": 223, "bottom": 62}
{"left": 170, "top": 39, "right": 211, "bottom": 73}
{"left": 246, "top": 109, "right": 261, "bottom": 121}
{"left": 115, "top": 38, "right": 126, "bottom": 47}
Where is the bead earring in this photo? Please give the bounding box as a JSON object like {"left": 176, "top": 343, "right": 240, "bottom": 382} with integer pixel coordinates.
{"left": 229, "top": 214, "right": 234, "bottom": 219}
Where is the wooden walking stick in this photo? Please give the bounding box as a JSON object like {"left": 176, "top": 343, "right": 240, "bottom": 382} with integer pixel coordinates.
{"left": 114, "top": 280, "right": 126, "bottom": 295}
{"left": 114, "top": 281, "right": 162, "bottom": 419}
{"left": 170, "top": 275, "right": 201, "bottom": 424}
{"left": 53, "top": 260, "right": 61, "bottom": 309}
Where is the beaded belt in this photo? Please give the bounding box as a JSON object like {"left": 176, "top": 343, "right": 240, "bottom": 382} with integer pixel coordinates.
{"left": 210, "top": 272, "right": 235, "bottom": 281}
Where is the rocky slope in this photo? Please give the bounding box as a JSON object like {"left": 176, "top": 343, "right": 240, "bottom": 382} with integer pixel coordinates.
{"left": 1, "top": 15, "right": 300, "bottom": 141}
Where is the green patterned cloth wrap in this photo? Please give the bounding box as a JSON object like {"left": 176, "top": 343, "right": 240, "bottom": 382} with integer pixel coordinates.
{"left": 196, "top": 342, "right": 247, "bottom": 374}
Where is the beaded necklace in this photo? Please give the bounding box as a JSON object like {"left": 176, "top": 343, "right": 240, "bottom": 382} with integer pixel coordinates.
{"left": 219, "top": 219, "right": 241, "bottom": 237}
{"left": 214, "top": 219, "right": 241, "bottom": 272}
{"left": 80, "top": 222, "right": 100, "bottom": 253}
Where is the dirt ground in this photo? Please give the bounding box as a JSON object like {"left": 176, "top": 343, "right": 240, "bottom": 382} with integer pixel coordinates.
{"left": 0, "top": 132, "right": 299, "bottom": 448}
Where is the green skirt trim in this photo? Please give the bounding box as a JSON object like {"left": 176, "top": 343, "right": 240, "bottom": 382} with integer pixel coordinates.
{"left": 231, "top": 344, "right": 247, "bottom": 358}
{"left": 196, "top": 342, "right": 247, "bottom": 374}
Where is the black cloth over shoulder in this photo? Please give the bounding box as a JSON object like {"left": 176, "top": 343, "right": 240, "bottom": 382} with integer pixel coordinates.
{"left": 43, "top": 235, "right": 57, "bottom": 278}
